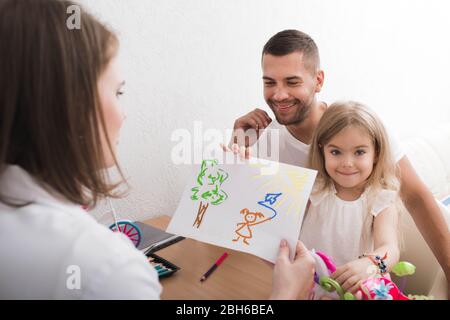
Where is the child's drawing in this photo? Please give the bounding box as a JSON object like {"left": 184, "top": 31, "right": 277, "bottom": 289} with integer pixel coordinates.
{"left": 167, "top": 152, "right": 317, "bottom": 262}
{"left": 191, "top": 159, "right": 229, "bottom": 228}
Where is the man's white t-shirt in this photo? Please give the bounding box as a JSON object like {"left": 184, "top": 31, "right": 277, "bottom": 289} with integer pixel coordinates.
{"left": 0, "top": 165, "right": 162, "bottom": 299}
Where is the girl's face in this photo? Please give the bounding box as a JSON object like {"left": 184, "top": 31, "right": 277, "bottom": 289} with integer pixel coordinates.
{"left": 97, "top": 57, "right": 126, "bottom": 168}
{"left": 323, "top": 125, "right": 376, "bottom": 192}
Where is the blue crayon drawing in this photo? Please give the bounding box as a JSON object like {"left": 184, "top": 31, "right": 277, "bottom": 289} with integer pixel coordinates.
{"left": 232, "top": 192, "right": 282, "bottom": 245}
{"left": 257, "top": 193, "right": 282, "bottom": 219}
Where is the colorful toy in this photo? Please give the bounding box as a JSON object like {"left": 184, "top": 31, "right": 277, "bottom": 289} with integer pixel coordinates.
{"left": 392, "top": 261, "right": 416, "bottom": 292}
{"left": 109, "top": 220, "right": 142, "bottom": 247}
{"left": 310, "top": 250, "right": 418, "bottom": 300}
{"left": 107, "top": 199, "right": 142, "bottom": 248}
{"left": 358, "top": 276, "right": 409, "bottom": 300}
{"left": 309, "top": 249, "right": 341, "bottom": 300}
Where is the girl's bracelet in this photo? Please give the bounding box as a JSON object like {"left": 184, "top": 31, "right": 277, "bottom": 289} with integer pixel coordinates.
{"left": 358, "top": 252, "right": 388, "bottom": 275}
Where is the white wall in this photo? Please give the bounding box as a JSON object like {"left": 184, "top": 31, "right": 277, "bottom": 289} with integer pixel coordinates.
{"left": 80, "top": 0, "right": 450, "bottom": 224}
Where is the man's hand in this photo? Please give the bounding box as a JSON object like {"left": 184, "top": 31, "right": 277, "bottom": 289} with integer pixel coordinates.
{"left": 331, "top": 258, "right": 375, "bottom": 294}
{"left": 270, "top": 240, "right": 315, "bottom": 300}
{"left": 231, "top": 108, "right": 272, "bottom": 148}
{"left": 220, "top": 143, "right": 251, "bottom": 160}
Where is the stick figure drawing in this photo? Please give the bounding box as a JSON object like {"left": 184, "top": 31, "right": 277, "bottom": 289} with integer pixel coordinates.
{"left": 232, "top": 193, "right": 282, "bottom": 245}
{"left": 232, "top": 208, "right": 271, "bottom": 245}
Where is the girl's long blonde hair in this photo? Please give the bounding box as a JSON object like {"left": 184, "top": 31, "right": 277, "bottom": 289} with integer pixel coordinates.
{"left": 308, "top": 101, "right": 400, "bottom": 251}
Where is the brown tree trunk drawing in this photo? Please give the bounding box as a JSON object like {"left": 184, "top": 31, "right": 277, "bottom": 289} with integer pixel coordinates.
{"left": 193, "top": 201, "right": 209, "bottom": 228}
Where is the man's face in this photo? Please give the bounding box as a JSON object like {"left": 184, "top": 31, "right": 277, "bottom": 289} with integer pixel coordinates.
{"left": 262, "top": 52, "right": 323, "bottom": 126}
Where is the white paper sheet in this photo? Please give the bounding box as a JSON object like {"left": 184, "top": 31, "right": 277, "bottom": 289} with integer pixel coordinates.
{"left": 167, "top": 154, "right": 317, "bottom": 262}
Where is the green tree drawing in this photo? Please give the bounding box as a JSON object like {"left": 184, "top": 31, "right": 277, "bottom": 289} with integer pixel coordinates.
{"left": 191, "top": 159, "right": 229, "bottom": 228}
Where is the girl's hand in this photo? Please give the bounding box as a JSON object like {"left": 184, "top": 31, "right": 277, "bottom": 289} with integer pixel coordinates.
{"left": 331, "top": 258, "right": 375, "bottom": 293}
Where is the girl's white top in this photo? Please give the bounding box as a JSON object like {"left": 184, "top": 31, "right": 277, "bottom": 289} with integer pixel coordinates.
{"left": 299, "top": 183, "right": 396, "bottom": 266}
{"left": 0, "top": 165, "right": 161, "bottom": 299}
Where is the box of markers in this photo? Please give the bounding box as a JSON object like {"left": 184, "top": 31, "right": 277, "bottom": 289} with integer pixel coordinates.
{"left": 146, "top": 252, "right": 180, "bottom": 278}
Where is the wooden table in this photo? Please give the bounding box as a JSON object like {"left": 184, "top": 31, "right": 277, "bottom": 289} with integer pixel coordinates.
{"left": 143, "top": 215, "right": 273, "bottom": 300}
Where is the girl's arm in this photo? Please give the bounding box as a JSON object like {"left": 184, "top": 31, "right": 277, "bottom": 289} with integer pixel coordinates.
{"left": 332, "top": 205, "right": 400, "bottom": 293}
{"left": 371, "top": 205, "right": 400, "bottom": 274}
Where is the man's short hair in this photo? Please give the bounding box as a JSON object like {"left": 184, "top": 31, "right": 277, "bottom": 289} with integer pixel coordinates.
{"left": 262, "top": 29, "right": 320, "bottom": 73}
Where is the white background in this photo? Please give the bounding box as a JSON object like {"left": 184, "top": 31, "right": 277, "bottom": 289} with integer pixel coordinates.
{"left": 80, "top": 0, "right": 450, "bottom": 223}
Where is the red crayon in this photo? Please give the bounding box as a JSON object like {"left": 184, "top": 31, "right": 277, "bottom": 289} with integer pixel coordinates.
{"left": 200, "top": 252, "right": 228, "bottom": 282}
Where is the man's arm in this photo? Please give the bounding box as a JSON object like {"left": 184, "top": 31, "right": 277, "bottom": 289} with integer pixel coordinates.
{"left": 397, "top": 156, "right": 450, "bottom": 298}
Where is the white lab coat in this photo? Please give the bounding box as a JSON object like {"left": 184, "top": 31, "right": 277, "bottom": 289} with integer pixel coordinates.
{"left": 0, "top": 165, "right": 161, "bottom": 299}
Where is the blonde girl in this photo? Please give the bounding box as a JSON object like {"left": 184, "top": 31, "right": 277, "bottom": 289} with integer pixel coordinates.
{"left": 300, "top": 101, "right": 401, "bottom": 294}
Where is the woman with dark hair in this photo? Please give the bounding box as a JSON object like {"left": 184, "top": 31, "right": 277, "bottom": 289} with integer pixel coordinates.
{"left": 0, "top": 0, "right": 314, "bottom": 299}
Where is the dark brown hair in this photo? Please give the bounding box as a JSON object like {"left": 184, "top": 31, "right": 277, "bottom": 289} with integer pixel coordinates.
{"left": 0, "top": 0, "right": 125, "bottom": 207}
{"left": 262, "top": 29, "right": 320, "bottom": 73}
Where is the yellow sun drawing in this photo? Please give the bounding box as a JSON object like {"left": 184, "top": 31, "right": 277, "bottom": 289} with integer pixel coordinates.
{"left": 249, "top": 162, "right": 311, "bottom": 218}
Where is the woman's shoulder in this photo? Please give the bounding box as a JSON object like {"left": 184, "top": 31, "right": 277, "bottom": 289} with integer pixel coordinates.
{"left": 0, "top": 200, "right": 125, "bottom": 270}
{"left": 63, "top": 210, "right": 162, "bottom": 298}
{"left": 0, "top": 201, "right": 161, "bottom": 299}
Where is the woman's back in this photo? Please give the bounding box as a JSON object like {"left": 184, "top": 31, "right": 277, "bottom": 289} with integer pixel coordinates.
{"left": 0, "top": 166, "right": 161, "bottom": 299}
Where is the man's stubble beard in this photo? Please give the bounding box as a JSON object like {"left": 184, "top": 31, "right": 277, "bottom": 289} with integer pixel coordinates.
{"left": 269, "top": 99, "right": 312, "bottom": 126}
